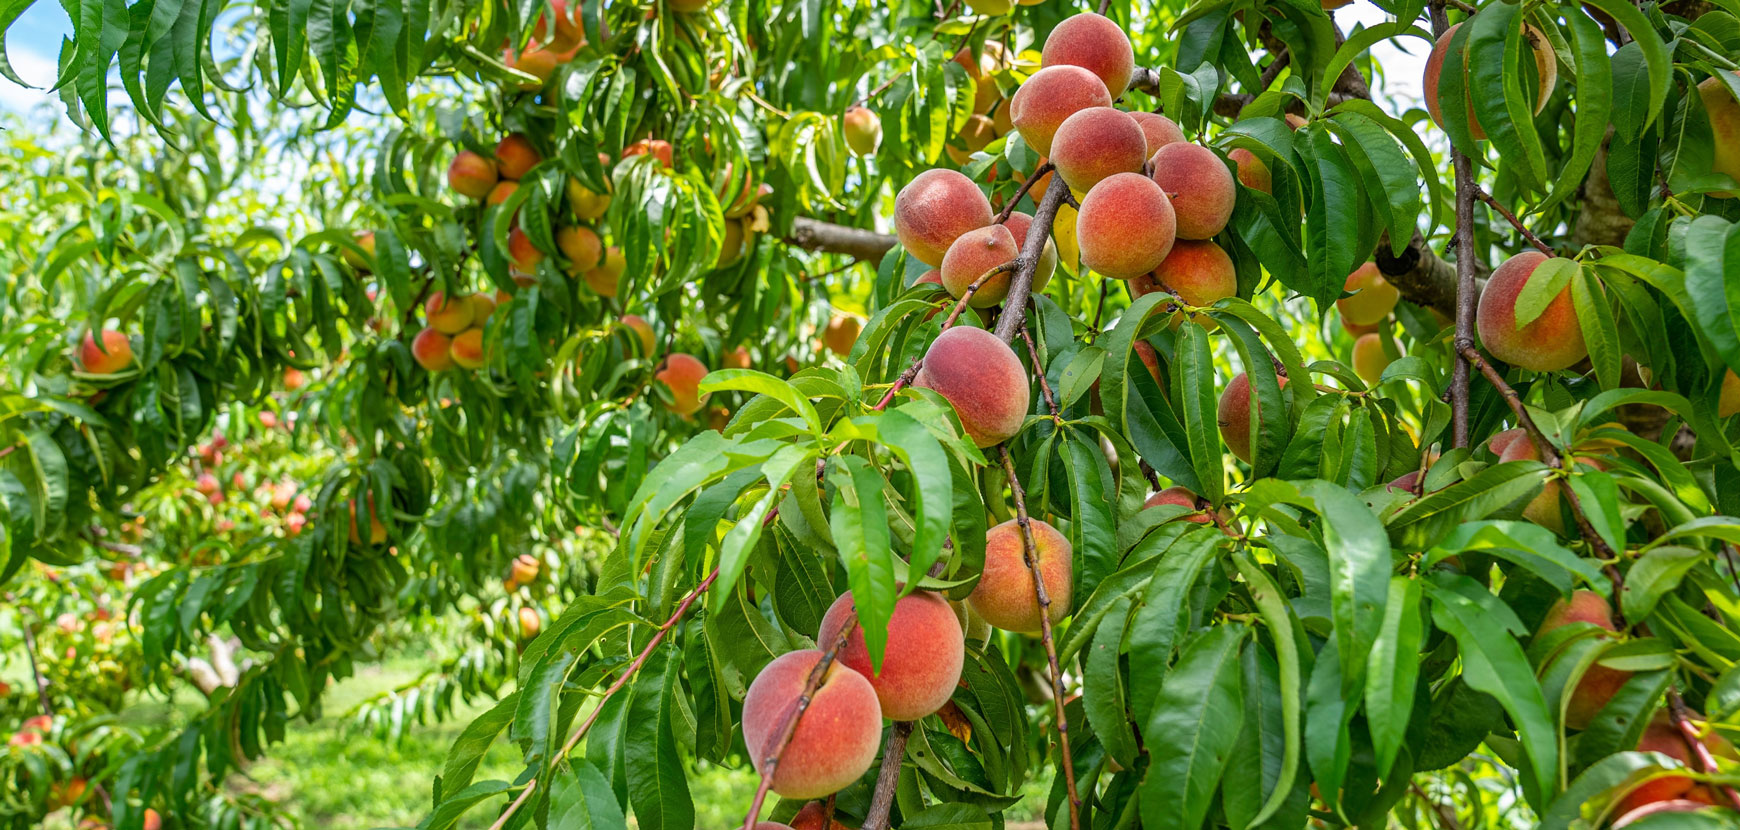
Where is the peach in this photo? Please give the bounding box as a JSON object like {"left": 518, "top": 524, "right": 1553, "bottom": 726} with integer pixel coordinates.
{"left": 1336, "top": 263, "right": 1400, "bottom": 327}
{"left": 1424, "top": 23, "right": 1558, "bottom": 141}
{"left": 1476, "top": 251, "right": 1587, "bottom": 372}
{"left": 1040, "top": 12, "right": 1135, "bottom": 97}
{"left": 1341, "top": 314, "right": 1380, "bottom": 337}
{"left": 915, "top": 326, "right": 1030, "bottom": 448}
{"left": 656, "top": 353, "right": 709, "bottom": 415}
{"left": 1228, "top": 148, "right": 1271, "bottom": 194}
{"left": 511, "top": 554, "right": 539, "bottom": 584}
{"left": 1150, "top": 240, "right": 1236, "bottom": 310}
{"left": 557, "top": 226, "right": 603, "bottom": 273}
{"left": 789, "top": 801, "right": 854, "bottom": 830}
{"left": 1009, "top": 66, "right": 1112, "bottom": 156}
{"left": 1352, "top": 333, "right": 1393, "bottom": 383}
{"left": 1129, "top": 112, "right": 1186, "bottom": 155}
{"left": 1498, "top": 438, "right": 1607, "bottom": 532}
{"left": 495, "top": 133, "right": 541, "bottom": 179}
{"left": 504, "top": 44, "right": 559, "bottom": 90}
{"left": 1002, "top": 211, "right": 1058, "bottom": 287}
{"left": 1076, "top": 172, "right": 1176, "bottom": 279}
{"left": 1145, "top": 486, "right": 1209, "bottom": 523}
{"left": 1535, "top": 590, "right": 1630, "bottom": 730}
{"left": 1614, "top": 801, "right": 1715, "bottom": 828}
{"left": 1051, "top": 107, "right": 1148, "bottom": 193}
{"left": 717, "top": 218, "right": 748, "bottom": 268}
{"left": 533, "top": 0, "right": 583, "bottom": 51}
{"left": 79, "top": 329, "right": 133, "bottom": 374}
{"left": 1700, "top": 72, "right": 1740, "bottom": 196}
{"left": 623, "top": 138, "right": 674, "bottom": 169}
{"left": 940, "top": 224, "right": 1020, "bottom": 308}
{"left": 1133, "top": 340, "right": 1161, "bottom": 382}
{"left": 724, "top": 345, "right": 753, "bottom": 369}
{"left": 1149, "top": 143, "right": 1236, "bottom": 240}
{"left": 468, "top": 292, "right": 497, "bottom": 321}
{"left": 823, "top": 316, "right": 861, "bottom": 356}
{"left": 519, "top": 607, "right": 541, "bottom": 638}
{"left": 567, "top": 177, "right": 612, "bottom": 220}
{"left": 342, "top": 230, "right": 376, "bottom": 271}
{"left": 486, "top": 180, "right": 518, "bottom": 206}
{"left": 894, "top": 169, "right": 995, "bottom": 267}
{"left": 1488, "top": 427, "right": 1528, "bottom": 457}
{"left": 1721, "top": 370, "right": 1740, "bottom": 417}
{"left": 621, "top": 314, "right": 656, "bottom": 353}
{"left": 1614, "top": 712, "right": 1738, "bottom": 814}
{"left": 425, "top": 291, "right": 475, "bottom": 334}
{"left": 741, "top": 649, "right": 882, "bottom": 799}
{"left": 957, "top": 114, "right": 998, "bottom": 155}
{"left": 508, "top": 227, "right": 544, "bottom": 279}
{"left": 817, "top": 590, "right": 964, "bottom": 721}
{"left": 585, "top": 246, "right": 626, "bottom": 297}
{"left": 970, "top": 518, "right": 1073, "bottom": 633}
{"left": 450, "top": 329, "right": 488, "bottom": 369}
{"left": 843, "top": 106, "right": 882, "bottom": 157}
{"left": 448, "top": 150, "right": 499, "bottom": 199}
{"left": 348, "top": 495, "right": 388, "bottom": 545}
{"left": 1218, "top": 371, "right": 1289, "bottom": 464}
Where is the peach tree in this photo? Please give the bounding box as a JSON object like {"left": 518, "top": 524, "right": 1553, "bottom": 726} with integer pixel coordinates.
{"left": 4, "top": 0, "right": 1740, "bottom": 827}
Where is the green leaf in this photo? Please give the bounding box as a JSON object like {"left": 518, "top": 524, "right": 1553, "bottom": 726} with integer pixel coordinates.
{"left": 1535, "top": 9, "right": 1612, "bottom": 215}
{"left": 902, "top": 803, "right": 995, "bottom": 830}
{"left": 625, "top": 647, "right": 692, "bottom": 830}
{"left": 1231, "top": 554, "right": 1303, "bottom": 826}
{"left": 440, "top": 693, "right": 519, "bottom": 801}
{"left": 880, "top": 408, "right": 955, "bottom": 586}
{"left": 1686, "top": 217, "right": 1740, "bottom": 374}
{"left": 829, "top": 454, "right": 895, "bottom": 670}
{"left": 1582, "top": 0, "right": 1671, "bottom": 135}
{"left": 1514, "top": 258, "right": 1579, "bottom": 329}
{"left": 700, "top": 369, "right": 825, "bottom": 439}
{"left": 1128, "top": 529, "right": 1225, "bottom": 724}
{"left": 1174, "top": 322, "right": 1225, "bottom": 503}
{"left": 550, "top": 758, "right": 630, "bottom": 830}
{"left": 1300, "top": 481, "right": 1390, "bottom": 695}
{"left": 1364, "top": 576, "right": 1421, "bottom": 776}
{"left": 1621, "top": 546, "right": 1706, "bottom": 622}
{"left": 710, "top": 446, "right": 811, "bottom": 614}
{"left": 1139, "top": 625, "right": 1248, "bottom": 830}
{"left": 1084, "top": 596, "right": 1139, "bottom": 770}
{"left": 1422, "top": 521, "right": 1607, "bottom": 596}
{"left": 1574, "top": 263, "right": 1622, "bottom": 390}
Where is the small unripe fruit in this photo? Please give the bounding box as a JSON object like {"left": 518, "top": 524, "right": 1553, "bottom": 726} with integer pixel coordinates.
{"left": 425, "top": 291, "right": 475, "bottom": 334}
{"left": 1336, "top": 263, "right": 1399, "bottom": 327}
{"left": 519, "top": 607, "right": 542, "bottom": 638}
{"left": 448, "top": 151, "right": 499, "bottom": 199}
{"left": 450, "top": 329, "right": 488, "bottom": 369}
{"left": 1351, "top": 333, "right": 1394, "bottom": 383}
{"left": 494, "top": 133, "right": 541, "bottom": 180}
{"left": 557, "top": 226, "right": 603, "bottom": 273}
{"left": 963, "top": 0, "right": 1014, "bottom": 13}
{"left": 843, "top": 106, "right": 882, "bottom": 157}
{"left": 822, "top": 316, "right": 861, "bottom": 356}
{"left": 78, "top": 329, "right": 134, "bottom": 374}
{"left": 567, "top": 177, "right": 612, "bottom": 220}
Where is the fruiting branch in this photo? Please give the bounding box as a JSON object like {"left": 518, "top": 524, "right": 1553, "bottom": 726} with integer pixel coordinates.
{"left": 994, "top": 175, "right": 1072, "bottom": 344}
{"left": 996, "top": 162, "right": 1056, "bottom": 225}
{"left": 740, "top": 620, "right": 859, "bottom": 830}
{"left": 860, "top": 720, "right": 914, "bottom": 830}
{"left": 1473, "top": 185, "right": 1555, "bottom": 257}
{"left": 1018, "top": 324, "right": 1059, "bottom": 417}
{"left": 787, "top": 217, "right": 899, "bottom": 262}
{"left": 1665, "top": 687, "right": 1740, "bottom": 810}
{"left": 996, "top": 444, "right": 1081, "bottom": 830}
{"left": 1434, "top": 0, "right": 1479, "bottom": 450}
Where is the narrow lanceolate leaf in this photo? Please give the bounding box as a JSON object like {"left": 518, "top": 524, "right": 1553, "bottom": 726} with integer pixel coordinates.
{"left": 1140, "top": 625, "right": 1248, "bottom": 830}
{"left": 1425, "top": 574, "right": 1558, "bottom": 799}
{"left": 1685, "top": 217, "right": 1740, "bottom": 373}
{"left": 550, "top": 758, "right": 630, "bottom": 830}
{"left": 1573, "top": 264, "right": 1622, "bottom": 390}
{"left": 1062, "top": 429, "right": 1119, "bottom": 607}
{"left": 1364, "top": 576, "right": 1421, "bottom": 775}
{"left": 439, "top": 693, "right": 519, "bottom": 801}
{"left": 1580, "top": 0, "right": 1671, "bottom": 135}
{"left": 625, "top": 647, "right": 694, "bottom": 830}
{"left": 1621, "top": 546, "right": 1706, "bottom": 622}
{"left": 710, "top": 445, "right": 810, "bottom": 614}
{"left": 1174, "top": 321, "right": 1225, "bottom": 502}
{"left": 829, "top": 454, "right": 895, "bottom": 670}
{"left": 1129, "top": 529, "right": 1225, "bottom": 724}
{"left": 1535, "top": 9, "right": 1612, "bottom": 216}
{"left": 1301, "top": 481, "right": 1390, "bottom": 696}
{"left": 1231, "top": 554, "right": 1303, "bottom": 827}
{"left": 879, "top": 408, "right": 953, "bottom": 584}
{"left": 1084, "top": 596, "right": 1139, "bottom": 769}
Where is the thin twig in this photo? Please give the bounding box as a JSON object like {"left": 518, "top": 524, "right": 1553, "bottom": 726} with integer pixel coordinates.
{"left": 1258, "top": 50, "right": 1291, "bottom": 91}
{"left": 1473, "top": 185, "right": 1555, "bottom": 256}
{"left": 740, "top": 621, "right": 859, "bottom": 830}
{"left": 1665, "top": 688, "right": 1740, "bottom": 810}
{"left": 874, "top": 359, "right": 925, "bottom": 411}
{"left": 1433, "top": 1, "right": 1477, "bottom": 450}
{"left": 1018, "top": 325, "right": 1059, "bottom": 417}
{"left": 1090, "top": 278, "right": 1112, "bottom": 339}
{"left": 1411, "top": 782, "right": 1464, "bottom": 830}
{"left": 943, "top": 264, "right": 1014, "bottom": 331}
{"left": 995, "top": 163, "right": 1056, "bottom": 225}
{"left": 994, "top": 176, "right": 1071, "bottom": 344}
{"left": 996, "top": 445, "right": 1081, "bottom": 830}
{"left": 19, "top": 611, "right": 53, "bottom": 715}
{"left": 860, "top": 721, "right": 914, "bottom": 830}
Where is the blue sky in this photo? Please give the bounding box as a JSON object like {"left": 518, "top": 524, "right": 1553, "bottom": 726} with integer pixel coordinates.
{"left": 0, "top": 1, "right": 72, "bottom": 114}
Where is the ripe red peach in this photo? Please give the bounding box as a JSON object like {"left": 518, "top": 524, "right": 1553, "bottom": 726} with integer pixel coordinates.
{"left": 503, "top": 43, "right": 559, "bottom": 90}
{"left": 817, "top": 590, "right": 964, "bottom": 721}
{"left": 508, "top": 227, "right": 544, "bottom": 280}
{"left": 1336, "top": 263, "right": 1400, "bottom": 327}
{"left": 450, "top": 329, "right": 488, "bottom": 369}
{"left": 1614, "top": 712, "right": 1738, "bottom": 814}
{"left": 79, "top": 329, "right": 134, "bottom": 374}
{"left": 495, "top": 133, "right": 541, "bottom": 180}
{"left": 533, "top": 0, "right": 583, "bottom": 51}
{"left": 1228, "top": 148, "right": 1271, "bottom": 194}
{"left": 970, "top": 518, "right": 1073, "bottom": 633}
{"left": 822, "top": 316, "right": 861, "bottom": 356}
{"left": 1076, "top": 172, "right": 1177, "bottom": 279}
{"left": 1040, "top": 12, "right": 1135, "bottom": 97}
{"left": 622, "top": 138, "right": 675, "bottom": 169}
{"left": 511, "top": 554, "right": 540, "bottom": 584}
{"left": 1424, "top": 22, "right": 1558, "bottom": 140}
{"left": 894, "top": 168, "right": 995, "bottom": 267}
{"left": 1145, "top": 486, "right": 1210, "bottom": 523}
{"left": 448, "top": 151, "right": 499, "bottom": 199}
{"left": 1129, "top": 112, "right": 1186, "bottom": 156}
{"left": 425, "top": 291, "right": 475, "bottom": 334}
{"left": 940, "top": 224, "right": 1020, "bottom": 308}
{"left": 1475, "top": 251, "right": 1588, "bottom": 372}
{"left": 656, "top": 353, "right": 710, "bottom": 415}
{"left": 741, "top": 649, "right": 883, "bottom": 799}
{"left": 1150, "top": 240, "right": 1236, "bottom": 310}
{"left": 1149, "top": 143, "right": 1236, "bottom": 240}
{"left": 1218, "top": 371, "right": 1289, "bottom": 464}
{"left": 916, "top": 326, "right": 1030, "bottom": 447}
{"left": 486, "top": 180, "right": 518, "bottom": 207}
{"left": 1009, "top": 65, "right": 1112, "bottom": 157}
{"left": 557, "top": 226, "right": 603, "bottom": 273}
{"left": 1051, "top": 107, "right": 1148, "bottom": 193}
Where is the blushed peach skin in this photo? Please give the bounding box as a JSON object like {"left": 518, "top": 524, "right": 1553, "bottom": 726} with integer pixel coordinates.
{"left": 816, "top": 590, "right": 964, "bottom": 721}
{"left": 1475, "top": 251, "right": 1587, "bottom": 372}
{"left": 1050, "top": 107, "right": 1147, "bottom": 193}
{"left": 1149, "top": 143, "right": 1236, "bottom": 240}
{"left": 1077, "top": 172, "right": 1176, "bottom": 279}
{"left": 1009, "top": 66, "right": 1112, "bottom": 157}
{"left": 741, "top": 649, "right": 883, "bottom": 799}
{"left": 916, "top": 326, "right": 1030, "bottom": 448}
{"left": 969, "top": 518, "right": 1072, "bottom": 633}
{"left": 894, "top": 169, "right": 995, "bottom": 267}
{"left": 1040, "top": 12, "right": 1135, "bottom": 98}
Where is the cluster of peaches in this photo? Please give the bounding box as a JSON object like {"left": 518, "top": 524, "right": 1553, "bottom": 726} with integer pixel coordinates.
{"left": 739, "top": 516, "right": 1071, "bottom": 808}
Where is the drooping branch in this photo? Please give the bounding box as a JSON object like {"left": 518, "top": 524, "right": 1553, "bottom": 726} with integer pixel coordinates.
{"left": 740, "top": 621, "right": 859, "bottom": 830}
{"left": 787, "top": 217, "right": 898, "bottom": 262}
{"left": 996, "top": 445, "right": 1081, "bottom": 830}
{"left": 859, "top": 721, "right": 914, "bottom": 830}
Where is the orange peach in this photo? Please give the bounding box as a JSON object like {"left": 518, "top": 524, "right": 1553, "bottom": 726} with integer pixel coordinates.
{"left": 486, "top": 180, "right": 519, "bottom": 207}
{"left": 843, "top": 106, "right": 882, "bottom": 157}
{"left": 342, "top": 230, "right": 376, "bottom": 271}
{"left": 1009, "top": 66, "right": 1112, "bottom": 157}
{"left": 1536, "top": 590, "right": 1630, "bottom": 730}
{"left": 741, "top": 649, "right": 882, "bottom": 799}
{"left": 623, "top": 138, "right": 675, "bottom": 169}
{"left": 940, "top": 224, "right": 1020, "bottom": 308}
{"left": 1424, "top": 22, "right": 1558, "bottom": 141}
{"left": 894, "top": 169, "right": 995, "bottom": 267}
{"left": 970, "top": 518, "right": 1073, "bottom": 633}
{"left": 1129, "top": 112, "right": 1186, "bottom": 155}
{"left": 1336, "top": 263, "right": 1400, "bottom": 327}
{"left": 1002, "top": 211, "right": 1058, "bottom": 287}
{"left": 1077, "top": 172, "right": 1176, "bottom": 279}
{"left": 1149, "top": 143, "right": 1236, "bottom": 240}
{"left": 567, "top": 177, "right": 612, "bottom": 220}
{"left": 1145, "top": 486, "right": 1209, "bottom": 523}
{"left": 656, "top": 353, "right": 709, "bottom": 415}
{"left": 413, "top": 329, "right": 455, "bottom": 370}
{"left": 823, "top": 316, "right": 861, "bottom": 356}
{"left": 1040, "top": 12, "right": 1135, "bottom": 97}
{"left": 1150, "top": 240, "right": 1236, "bottom": 310}
{"left": 450, "top": 328, "right": 488, "bottom": 369}
{"left": 1475, "top": 251, "right": 1587, "bottom": 372}
{"left": 817, "top": 590, "right": 964, "bottom": 721}
{"left": 348, "top": 495, "right": 388, "bottom": 545}
{"left": 916, "top": 326, "right": 1030, "bottom": 448}
{"left": 425, "top": 291, "right": 475, "bottom": 334}
{"left": 79, "top": 329, "right": 133, "bottom": 374}
{"left": 1051, "top": 107, "right": 1148, "bottom": 193}
{"left": 621, "top": 314, "right": 656, "bottom": 353}
{"left": 495, "top": 133, "right": 541, "bottom": 180}
{"left": 503, "top": 43, "right": 559, "bottom": 90}
{"left": 724, "top": 345, "right": 753, "bottom": 369}
{"left": 448, "top": 151, "right": 499, "bottom": 199}
{"left": 1228, "top": 148, "right": 1271, "bottom": 194}
{"left": 519, "top": 607, "right": 542, "bottom": 638}
{"left": 1351, "top": 333, "right": 1393, "bottom": 383}
{"left": 508, "top": 227, "right": 544, "bottom": 280}
{"left": 557, "top": 226, "right": 603, "bottom": 273}
{"left": 1218, "top": 371, "right": 1289, "bottom": 464}
{"left": 585, "top": 246, "right": 626, "bottom": 297}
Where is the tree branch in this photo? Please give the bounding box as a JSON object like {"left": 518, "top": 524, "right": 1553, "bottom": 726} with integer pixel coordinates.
{"left": 996, "top": 163, "right": 1055, "bottom": 225}
{"left": 859, "top": 721, "right": 913, "bottom": 830}
{"left": 786, "top": 217, "right": 898, "bottom": 262}
{"left": 1018, "top": 324, "right": 1059, "bottom": 417}
{"left": 1666, "top": 688, "right": 1740, "bottom": 810}
{"left": 994, "top": 175, "right": 1070, "bottom": 344}
{"left": 1473, "top": 185, "right": 1554, "bottom": 256}
{"left": 1433, "top": 0, "right": 1478, "bottom": 450}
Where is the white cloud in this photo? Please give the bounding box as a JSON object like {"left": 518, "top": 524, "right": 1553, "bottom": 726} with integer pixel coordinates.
{"left": 0, "top": 45, "right": 63, "bottom": 117}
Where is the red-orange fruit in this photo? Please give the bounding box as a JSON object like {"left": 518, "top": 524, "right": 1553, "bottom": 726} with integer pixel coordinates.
{"left": 1009, "top": 65, "right": 1113, "bottom": 157}
{"left": 503, "top": 44, "right": 559, "bottom": 90}
{"left": 508, "top": 227, "right": 544, "bottom": 279}
{"left": 817, "top": 590, "right": 964, "bottom": 721}
{"left": 656, "top": 353, "right": 709, "bottom": 415}
{"left": 970, "top": 518, "right": 1073, "bottom": 633}
{"left": 1150, "top": 240, "right": 1236, "bottom": 309}
{"left": 450, "top": 329, "right": 488, "bottom": 369}
{"left": 1614, "top": 712, "right": 1739, "bottom": 814}
{"left": 1002, "top": 211, "right": 1058, "bottom": 287}
{"left": 1145, "top": 486, "right": 1209, "bottom": 524}
{"left": 915, "top": 326, "right": 1030, "bottom": 448}
{"left": 1040, "top": 12, "right": 1135, "bottom": 98}
{"left": 822, "top": 316, "right": 861, "bottom": 356}
{"left": 940, "top": 224, "right": 1020, "bottom": 308}
{"left": 1218, "top": 371, "right": 1289, "bottom": 464}
{"left": 741, "top": 649, "right": 883, "bottom": 799}
{"left": 532, "top": 0, "right": 584, "bottom": 51}
{"left": 425, "top": 291, "right": 475, "bottom": 334}
{"left": 412, "top": 328, "right": 455, "bottom": 371}
{"left": 1336, "top": 263, "right": 1400, "bottom": 327}
{"left": 1535, "top": 590, "right": 1630, "bottom": 730}
{"left": 495, "top": 133, "right": 542, "bottom": 180}
{"left": 1228, "top": 148, "right": 1272, "bottom": 194}
{"left": 1352, "top": 333, "right": 1394, "bottom": 384}
{"left": 1475, "top": 251, "right": 1587, "bottom": 372}
{"left": 1051, "top": 107, "right": 1148, "bottom": 193}
{"left": 1076, "top": 172, "right": 1176, "bottom": 279}
{"left": 622, "top": 138, "right": 675, "bottom": 169}
{"left": 621, "top": 314, "right": 655, "bottom": 353}
{"left": 1149, "top": 143, "right": 1236, "bottom": 240}
{"left": 79, "top": 329, "right": 133, "bottom": 374}
{"left": 556, "top": 226, "right": 603, "bottom": 273}
{"left": 486, "top": 180, "right": 519, "bottom": 207}
{"left": 1423, "top": 22, "right": 1558, "bottom": 141}
{"left": 894, "top": 168, "right": 995, "bottom": 267}
{"left": 447, "top": 151, "right": 499, "bottom": 199}
{"left": 1129, "top": 111, "right": 1186, "bottom": 156}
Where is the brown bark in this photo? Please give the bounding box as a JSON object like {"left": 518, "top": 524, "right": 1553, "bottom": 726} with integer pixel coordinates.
{"left": 785, "top": 217, "right": 898, "bottom": 262}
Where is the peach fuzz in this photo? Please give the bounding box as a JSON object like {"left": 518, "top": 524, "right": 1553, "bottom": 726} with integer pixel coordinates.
{"left": 1698, "top": 72, "right": 1740, "bottom": 196}
{"left": 1051, "top": 107, "right": 1148, "bottom": 193}
{"left": 1218, "top": 371, "right": 1289, "bottom": 464}
{"left": 79, "top": 329, "right": 133, "bottom": 374}
{"left": 1076, "top": 172, "right": 1176, "bottom": 279}
{"left": 1351, "top": 333, "right": 1393, "bottom": 384}
{"left": 1534, "top": 590, "right": 1629, "bottom": 730}
{"left": 450, "top": 329, "right": 488, "bottom": 369}
{"left": 412, "top": 328, "right": 455, "bottom": 371}
{"left": 1336, "top": 263, "right": 1399, "bottom": 327}
{"left": 1423, "top": 22, "right": 1558, "bottom": 141}
{"left": 843, "top": 106, "right": 882, "bottom": 157}
{"left": 741, "top": 649, "right": 882, "bottom": 799}
{"left": 1129, "top": 112, "right": 1186, "bottom": 156}
{"left": 916, "top": 326, "right": 1030, "bottom": 448}
{"left": 817, "top": 590, "right": 964, "bottom": 721}
{"left": 1228, "top": 148, "right": 1272, "bottom": 194}
{"left": 656, "top": 353, "right": 710, "bottom": 415}
{"left": 1145, "top": 486, "right": 1209, "bottom": 523}
{"left": 1475, "top": 251, "right": 1587, "bottom": 372}
{"left": 940, "top": 224, "right": 1020, "bottom": 308}
{"left": 1150, "top": 240, "right": 1236, "bottom": 309}
{"left": 1009, "top": 65, "right": 1112, "bottom": 157}
{"left": 1040, "top": 12, "right": 1135, "bottom": 97}
{"left": 969, "top": 518, "right": 1073, "bottom": 633}
{"left": 494, "top": 133, "right": 541, "bottom": 180}
{"left": 425, "top": 291, "right": 475, "bottom": 334}
{"left": 557, "top": 226, "right": 603, "bottom": 273}
{"left": 894, "top": 168, "right": 995, "bottom": 267}
{"left": 447, "top": 151, "right": 499, "bottom": 199}
{"left": 1149, "top": 143, "right": 1236, "bottom": 240}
